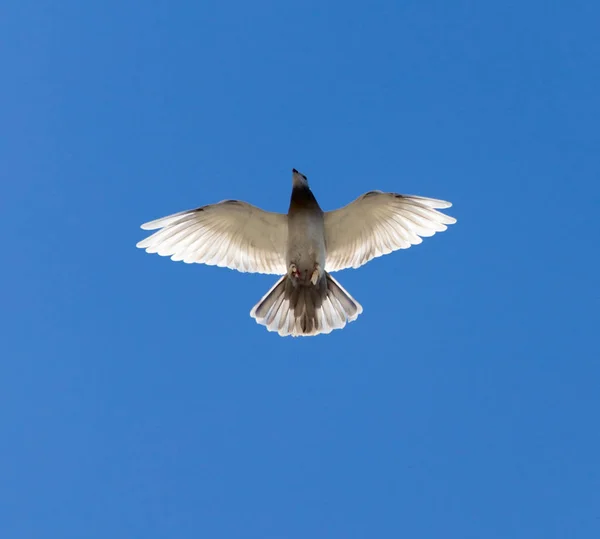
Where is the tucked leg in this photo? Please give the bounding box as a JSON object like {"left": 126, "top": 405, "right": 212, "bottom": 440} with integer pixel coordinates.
{"left": 288, "top": 263, "right": 300, "bottom": 280}
{"left": 310, "top": 264, "right": 321, "bottom": 286}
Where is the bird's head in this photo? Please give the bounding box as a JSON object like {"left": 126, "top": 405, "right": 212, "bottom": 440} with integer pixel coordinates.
{"left": 292, "top": 168, "right": 309, "bottom": 189}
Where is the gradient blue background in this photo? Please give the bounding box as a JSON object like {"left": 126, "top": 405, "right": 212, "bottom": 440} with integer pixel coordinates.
{"left": 2, "top": 1, "right": 599, "bottom": 537}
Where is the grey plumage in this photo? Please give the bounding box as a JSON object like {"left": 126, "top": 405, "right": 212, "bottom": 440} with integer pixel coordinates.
{"left": 137, "top": 168, "right": 456, "bottom": 337}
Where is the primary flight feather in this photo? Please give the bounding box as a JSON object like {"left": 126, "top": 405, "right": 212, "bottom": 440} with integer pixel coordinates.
{"left": 137, "top": 169, "right": 456, "bottom": 337}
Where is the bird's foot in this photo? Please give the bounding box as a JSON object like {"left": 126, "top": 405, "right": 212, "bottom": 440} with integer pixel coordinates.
{"left": 288, "top": 263, "right": 300, "bottom": 280}
{"left": 310, "top": 264, "right": 321, "bottom": 286}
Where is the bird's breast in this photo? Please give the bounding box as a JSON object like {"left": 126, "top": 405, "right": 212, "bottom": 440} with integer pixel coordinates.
{"left": 286, "top": 210, "right": 326, "bottom": 272}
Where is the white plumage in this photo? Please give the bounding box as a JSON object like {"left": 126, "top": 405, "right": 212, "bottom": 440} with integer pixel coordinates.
{"left": 137, "top": 169, "right": 456, "bottom": 337}
{"left": 137, "top": 200, "right": 287, "bottom": 275}
{"left": 324, "top": 191, "right": 456, "bottom": 272}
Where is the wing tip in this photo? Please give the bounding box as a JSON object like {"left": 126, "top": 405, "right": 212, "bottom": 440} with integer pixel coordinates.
{"left": 401, "top": 194, "right": 454, "bottom": 210}
{"left": 426, "top": 198, "right": 454, "bottom": 210}
{"left": 139, "top": 209, "right": 201, "bottom": 231}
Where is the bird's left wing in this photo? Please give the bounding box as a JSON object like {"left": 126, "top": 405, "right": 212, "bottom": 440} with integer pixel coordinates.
{"left": 137, "top": 200, "right": 288, "bottom": 275}
{"left": 324, "top": 191, "right": 456, "bottom": 272}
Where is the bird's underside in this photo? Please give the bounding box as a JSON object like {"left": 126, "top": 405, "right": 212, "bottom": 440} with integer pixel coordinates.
{"left": 137, "top": 169, "right": 457, "bottom": 337}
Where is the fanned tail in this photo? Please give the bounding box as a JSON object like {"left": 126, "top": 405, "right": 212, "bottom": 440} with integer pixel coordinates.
{"left": 250, "top": 272, "right": 362, "bottom": 337}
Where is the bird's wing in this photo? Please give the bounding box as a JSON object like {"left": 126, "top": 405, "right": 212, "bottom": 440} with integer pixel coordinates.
{"left": 137, "top": 200, "right": 288, "bottom": 275}
{"left": 324, "top": 191, "right": 456, "bottom": 272}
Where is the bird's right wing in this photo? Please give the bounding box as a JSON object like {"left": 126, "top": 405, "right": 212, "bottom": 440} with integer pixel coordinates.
{"left": 137, "top": 200, "right": 288, "bottom": 275}
{"left": 324, "top": 191, "right": 456, "bottom": 272}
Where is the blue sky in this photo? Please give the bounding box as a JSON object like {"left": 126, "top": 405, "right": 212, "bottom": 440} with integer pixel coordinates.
{"left": 2, "top": 0, "right": 599, "bottom": 537}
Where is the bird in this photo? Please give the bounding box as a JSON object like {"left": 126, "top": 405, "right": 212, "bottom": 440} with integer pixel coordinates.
{"left": 136, "top": 169, "right": 456, "bottom": 337}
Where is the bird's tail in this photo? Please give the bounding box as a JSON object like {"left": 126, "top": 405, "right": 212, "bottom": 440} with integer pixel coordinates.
{"left": 250, "top": 272, "right": 363, "bottom": 337}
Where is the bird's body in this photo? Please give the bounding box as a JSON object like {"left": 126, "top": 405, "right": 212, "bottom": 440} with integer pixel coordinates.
{"left": 137, "top": 168, "right": 456, "bottom": 337}
{"left": 287, "top": 179, "right": 325, "bottom": 285}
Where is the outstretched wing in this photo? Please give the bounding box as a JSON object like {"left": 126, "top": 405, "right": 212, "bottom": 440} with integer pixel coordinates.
{"left": 324, "top": 191, "right": 456, "bottom": 272}
{"left": 137, "top": 200, "right": 288, "bottom": 274}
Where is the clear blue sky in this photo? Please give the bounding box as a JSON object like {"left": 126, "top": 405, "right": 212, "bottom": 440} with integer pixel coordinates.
{"left": 2, "top": 1, "right": 599, "bottom": 537}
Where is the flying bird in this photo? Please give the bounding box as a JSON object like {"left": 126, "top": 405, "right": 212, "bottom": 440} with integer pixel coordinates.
{"left": 137, "top": 169, "right": 456, "bottom": 337}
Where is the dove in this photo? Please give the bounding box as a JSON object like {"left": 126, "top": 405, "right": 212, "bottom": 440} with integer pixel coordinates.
{"left": 136, "top": 169, "right": 456, "bottom": 337}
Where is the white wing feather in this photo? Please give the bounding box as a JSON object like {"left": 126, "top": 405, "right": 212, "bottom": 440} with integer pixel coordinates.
{"left": 324, "top": 191, "right": 456, "bottom": 272}
{"left": 137, "top": 200, "right": 288, "bottom": 275}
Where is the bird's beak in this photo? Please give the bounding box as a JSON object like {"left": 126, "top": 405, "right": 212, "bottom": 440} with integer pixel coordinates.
{"left": 292, "top": 168, "right": 308, "bottom": 187}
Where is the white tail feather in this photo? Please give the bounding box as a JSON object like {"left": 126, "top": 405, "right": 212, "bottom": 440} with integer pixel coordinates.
{"left": 250, "top": 272, "right": 362, "bottom": 337}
